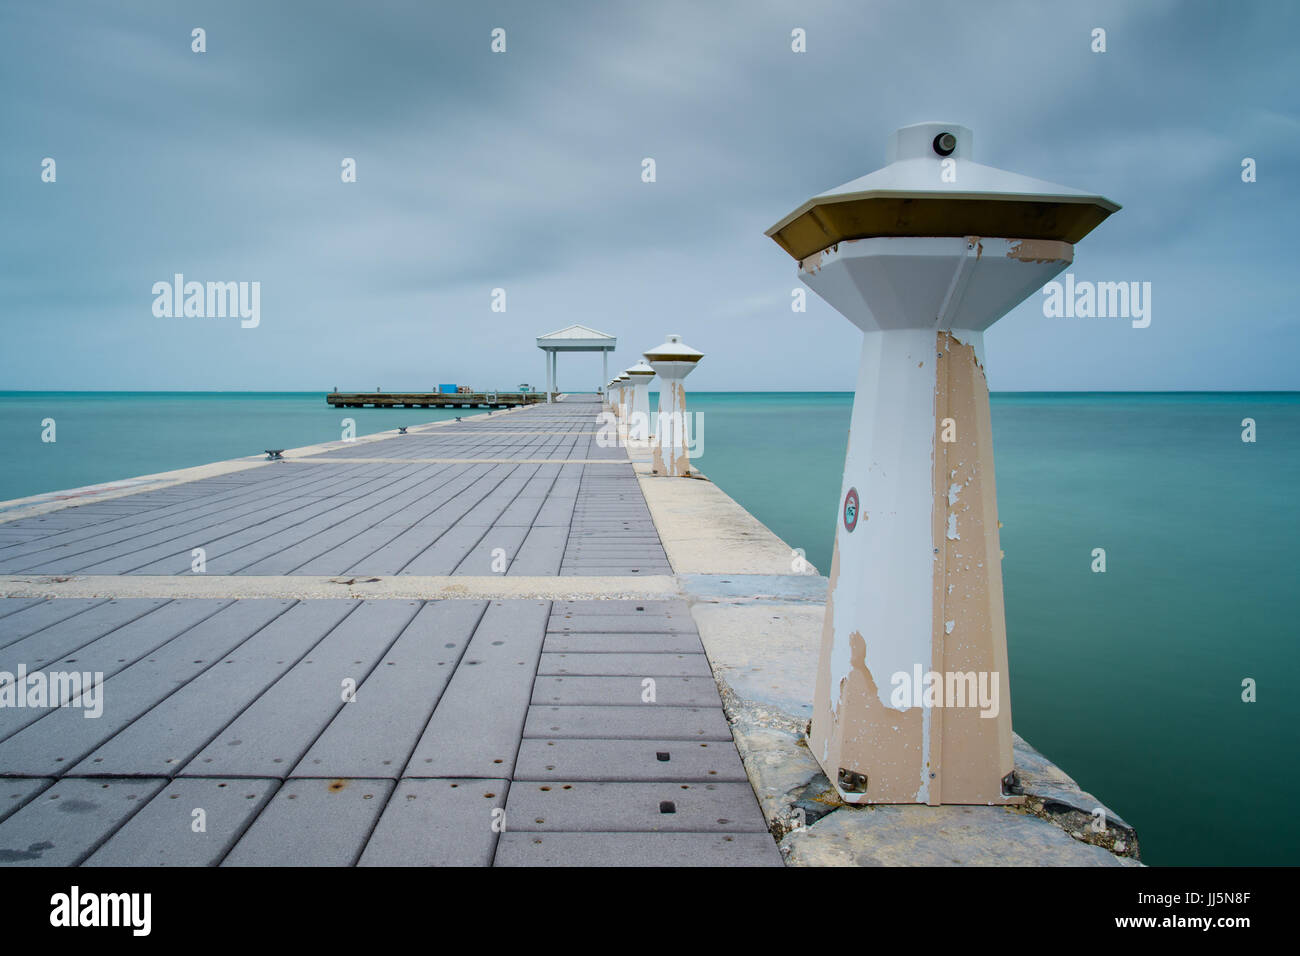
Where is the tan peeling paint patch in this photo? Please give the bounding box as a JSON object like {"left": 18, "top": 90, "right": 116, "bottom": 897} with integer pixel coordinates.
{"left": 1006, "top": 238, "right": 1073, "bottom": 264}
{"left": 798, "top": 242, "right": 838, "bottom": 274}
{"left": 931, "top": 331, "right": 1020, "bottom": 805}
{"left": 835, "top": 630, "right": 925, "bottom": 801}
{"left": 651, "top": 441, "right": 666, "bottom": 475}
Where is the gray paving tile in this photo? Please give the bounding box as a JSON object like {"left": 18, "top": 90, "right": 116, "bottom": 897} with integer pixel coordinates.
{"left": 551, "top": 600, "right": 689, "bottom": 617}
{"left": 542, "top": 632, "right": 704, "bottom": 653}
{"left": 515, "top": 738, "right": 748, "bottom": 782}
{"left": 0, "top": 400, "right": 782, "bottom": 866}
{"left": 17, "top": 470, "right": 396, "bottom": 575}
{"left": 357, "top": 778, "right": 507, "bottom": 866}
{"left": 453, "top": 525, "right": 530, "bottom": 575}
{"left": 183, "top": 601, "right": 421, "bottom": 778}
{"left": 546, "top": 615, "right": 695, "bottom": 634}
{"left": 538, "top": 652, "right": 713, "bottom": 677}
{"left": 523, "top": 705, "right": 732, "bottom": 741}
{"left": 502, "top": 781, "right": 769, "bottom": 833}
{"left": 0, "top": 598, "right": 45, "bottom": 621}
{"left": 458, "top": 478, "right": 530, "bottom": 526}
{"left": 82, "top": 778, "right": 278, "bottom": 867}
{"left": 221, "top": 777, "right": 393, "bottom": 867}
{"left": 532, "top": 676, "right": 720, "bottom": 707}
{"left": 0, "top": 777, "right": 53, "bottom": 825}
{"left": 0, "top": 468, "right": 367, "bottom": 570}
{"left": 406, "top": 601, "right": 550, "bottom": 777}
{"left": 561, "top": 564, "right": 673, "bottom": 575}
{"left": 400, "top": 525, "right": 489, "bottom": 575}
{"left": 0, "top": 777, "right": 166, "bottom": 866}
{"left": 71, "top": 601, "right": 357, "bottom": 776}
{"left": 0, "top": 400, "right": 670, "bottom": 581}
{"left": 508, "top": 525, "right": 568, "bottom": 575}
{"left": 0, "top": 599, "right": 230, "bottom": 745}
{"left": 0, "top": 598, "right": 157, "bottom": 657}
{"left": 293, "top": 601, "right": 486, "bottom": 778}
{"left": 494, "top": 831, "right": 781, "bottom": 866}
{"left": 217, "top": 468, "right": 438, "bottom": 575}
{"left": 0, "top": 600, "right": 292, "bottom": 776}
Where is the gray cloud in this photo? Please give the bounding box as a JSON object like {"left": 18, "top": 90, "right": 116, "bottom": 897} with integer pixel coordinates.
{"left": 2, "top": 0, "right": 1297, "bottom": 390}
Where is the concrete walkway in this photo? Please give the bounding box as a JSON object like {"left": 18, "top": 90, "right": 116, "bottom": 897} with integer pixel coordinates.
{"left": 0, "top": 396, "right": 780, "bottom": 866}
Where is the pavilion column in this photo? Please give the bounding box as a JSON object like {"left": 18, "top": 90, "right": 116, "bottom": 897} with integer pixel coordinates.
{"left": 544, "top": 349, "right": 552, "bottom": 403}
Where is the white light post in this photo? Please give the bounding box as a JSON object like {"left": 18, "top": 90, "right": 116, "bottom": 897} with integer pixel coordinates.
{"left": 624, "top": 361, "right": 656, "bottom": 441}
{"left": 766, "top": 123, "right": 1118, "bottom": 805}
{"left": 644, "top": 334, "right": 703, "bottom": 477}
{"left": 617, "top": 374, "right": 632, "bottom": 422}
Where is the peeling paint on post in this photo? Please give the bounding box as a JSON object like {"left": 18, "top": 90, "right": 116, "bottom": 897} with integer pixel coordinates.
{"left": 615, "top": 374, "right": 631, "bottom": 425}
{"left": 644, "top": 335, "right": 703, "bottom": 477}
{"left": 624, "top": 361, "right": 656, "bottom": 441}
{"left": 766, "top": 123, "right": 1119, "bottom": 805}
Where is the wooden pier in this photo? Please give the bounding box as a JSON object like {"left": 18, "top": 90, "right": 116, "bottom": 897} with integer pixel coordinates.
{"left": 327, "top": 391, "right": 546, "bottom": 409}
{"left": 0, "top": 396, "right": 1135, "bottom": 868}
{"left": 0, "top": 396, "right": 778, "bottom": 867}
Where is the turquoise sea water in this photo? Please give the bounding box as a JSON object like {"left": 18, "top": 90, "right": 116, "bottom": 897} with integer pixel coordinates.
{"left": 1, "top": 390, "right": 1296, "bottom": 866}
{"left": 680, "top": 390, "right": 1299, "bottom": 868}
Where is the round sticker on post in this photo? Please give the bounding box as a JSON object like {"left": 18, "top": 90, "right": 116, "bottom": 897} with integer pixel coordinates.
{"left": 843, "top": 487, "right": 859, "bottom": 532}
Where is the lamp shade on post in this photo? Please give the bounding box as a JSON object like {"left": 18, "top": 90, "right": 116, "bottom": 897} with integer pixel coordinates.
{"left": 624, "top": 361, "right": 656, "bottom": 441}
{"left": 644, "top": 334, "right": 703, "bottom": 477}
{"left": 766, "top": 123, "right": 1118, "bottom": 805}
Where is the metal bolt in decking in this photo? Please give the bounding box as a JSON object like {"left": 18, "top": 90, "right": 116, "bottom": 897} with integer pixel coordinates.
{"left": 765, "top": 122, "right": 1119, "bottom": 806}
{"left": 643, "top": 334, "right": 703, "bottom": 477}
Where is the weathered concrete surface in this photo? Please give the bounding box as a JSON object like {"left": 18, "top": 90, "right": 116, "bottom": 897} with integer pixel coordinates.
{"left": 680, "top": 578, "right": 1141, "bottom": 864}
{"left": 637, "top": 463, "right": 810, "bottom": 575}
{"left": 663, "top": 564, "right": 1139, "bottom": 860}
{"left": 692, "top": 600, "right": 822, "bottom": 720}
{"left": 677, "top": 572, "right": 827, "bottom": 605}
{"left": 781, "top": 802, "right": 1137, "bottom": 867}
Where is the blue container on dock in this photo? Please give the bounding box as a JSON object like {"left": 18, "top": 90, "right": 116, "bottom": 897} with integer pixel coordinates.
{"left": 438, "top": 384, "right": 457, "bottom": 394}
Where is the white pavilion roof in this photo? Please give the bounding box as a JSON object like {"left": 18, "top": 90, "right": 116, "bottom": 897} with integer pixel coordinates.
{"left": 537, "top": 325, "right": 617, "bottom": 351}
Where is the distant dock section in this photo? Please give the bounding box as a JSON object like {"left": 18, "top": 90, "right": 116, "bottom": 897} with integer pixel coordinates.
{"left": 327, "top": 390, "right": 547, "bottom": 409}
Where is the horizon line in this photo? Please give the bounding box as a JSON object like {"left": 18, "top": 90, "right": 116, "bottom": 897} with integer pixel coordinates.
{"left": 2, "top": 387, "right": 1298, "bottom": 395}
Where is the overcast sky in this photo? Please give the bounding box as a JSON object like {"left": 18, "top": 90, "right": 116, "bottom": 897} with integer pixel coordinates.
{"left": 3, "top": 0, "right": 1296, "bottom": 391}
